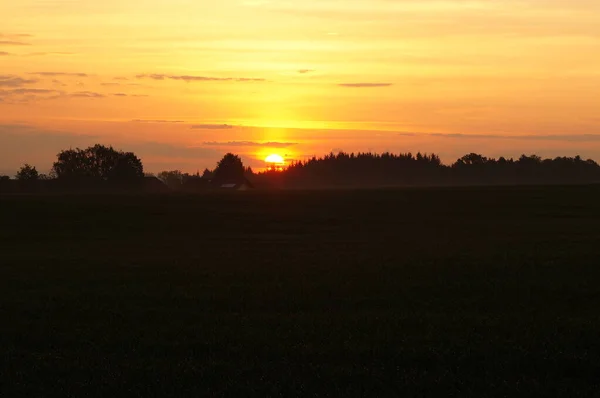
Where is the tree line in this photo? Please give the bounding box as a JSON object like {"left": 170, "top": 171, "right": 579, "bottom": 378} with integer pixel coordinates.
{"left": 0, "top": 146, "right": 251, "bottom": 193}
{"left": 252, "top": 151, "right": 600, "bottom": 188}
{"left": 2, "top": 144, "right": 600, "bottom": 192}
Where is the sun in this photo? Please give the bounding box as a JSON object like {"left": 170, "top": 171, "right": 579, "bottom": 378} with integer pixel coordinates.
{"left": 265, "top": 154, "right": 285, "bottom": 164}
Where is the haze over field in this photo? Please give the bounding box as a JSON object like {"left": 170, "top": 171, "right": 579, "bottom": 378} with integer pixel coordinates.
{"left": 2, "top": 0, "right": 600, "bottom": 174}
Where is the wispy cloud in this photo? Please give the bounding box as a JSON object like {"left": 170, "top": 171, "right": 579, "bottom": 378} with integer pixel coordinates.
{"left": 298, "top": 69, "right": 314, "bottom": 74}
{"left": 51, "top": 79, "right": 67, "bottom": 87}
{"left": 132, "top": 119, "right": 185, "bottom": 123}
{"left": 0, "top": 34, "right": 32, "bottom": 38}
{"left": 137, "top": 74, "right": 265, "bottom": 83}
{"left": 101, "top": 82, "right": 141, "bottom": 87}
{"left": 30, "top": 72, "right": 89, "bottom": 77}
{"left": 398, "top": 132, "right": 600, "bottom": 143}
{"left": 26, "top": 52, "right": 74, "bottom": 57}
{"left": 191, "top": 124, "right": 235, "bottom": 130}
{"left": 112, "top": 93, "right": 127, "bottom": 97}
{"left": 0, "top": 88, "right": 63, "bottom": 103}
{"left": 338, "top": 83, "right": 393, "bottom": 88}
{"left": 69, "top": 91, "right": 105, "bottom": 98}
{"left": 0, "top": 52, "right": 11, "bottom": 56}
{"left": 0, "top": 75, "right": 39, "bottom": 87}
{"left": 1, "top": 88, "right": 57, "bottom": 95}
{"left": 0, "top": 40, "right": 30, "bottom": 46}
{"left": 203, "top": 141, "right": 298, "bottom": 148}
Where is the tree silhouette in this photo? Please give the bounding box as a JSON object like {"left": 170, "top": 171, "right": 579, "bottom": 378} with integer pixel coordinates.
{"left": 16, "top": 164, "right": 39, "bottom": 181}
{"left": 250, "top": 150, "right": 600, "bottom": 188}
{"left": 201, "top": 168, "right": 213, "bottom": 179}
{"left": 213, "top": 153, "right": 245, "bottom": 184}
{"left": 454, "top": 153, "right": 488, "bottom": 166}
{"left": 52, "top": 144, "right": 143, "bottom": 182}
{"left": 158, "top": 170, "right": 184, "bottom": 189}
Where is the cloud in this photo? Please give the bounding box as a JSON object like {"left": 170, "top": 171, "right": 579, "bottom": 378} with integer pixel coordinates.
{"left": 30, "top": 72, "right": 89, "bottom": 77}
{"left": 0, "top": 88, "right": 57, "bottom": 95}
{"left": 0, "top": 75, "right": 39, "bottom": 87}
{"left": 298, "top": 69, "right": 314, "bottom": 74}
{"left": 0, "top": 40, "right": 30, "bottom": 46}
{"left": 51, "top": 79, "right": 67, "bottom": 87}
{"left": 0, "top": 87, "right": 63, "bottom": 103}
{"left": 132, "top": 119, "right": 185, "bottom": 123}
{"left": 397, "top": 132, "right": 600, "bottom": 143}
{"left": 137, "top": 74, "right": 265, "bottom": 83}
{"left": 26, "top": 52, "right": 74, "bottom": 56}
{"left": 69, "top": 91, "right": 105, "bottom": 98}
{"left": 101, "top": 82, "right": 141, "bottom": 87}
{"left": 203, "top": 141, "right": 298, "bottom": 148}
{"left": 338, "top": 83, "right": 393, "bottom": 88}
{"left": 114, "top": 77, "right": 129, "bottom": 81}
{"left": 0, "top": 52, "right": 11, "bottom": 56}
{"left": 113, "top": 93, "right": 127, "bottom": 97}
{"left": 0, "top": 34, "right": 32, "bottom": 38}
{"left": 190, "top": 124, "right": 235, "bottom": 130}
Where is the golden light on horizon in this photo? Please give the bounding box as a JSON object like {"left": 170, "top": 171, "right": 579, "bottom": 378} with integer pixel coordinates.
{"left": 265, "top": 154, "right": 285, "bottom": 165}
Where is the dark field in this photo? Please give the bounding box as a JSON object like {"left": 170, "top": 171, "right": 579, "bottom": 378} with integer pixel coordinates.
{"left": 2, "top": 186, "right": 600, "bottom": 396}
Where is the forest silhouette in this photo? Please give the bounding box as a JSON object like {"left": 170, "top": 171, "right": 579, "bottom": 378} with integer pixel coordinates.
{"left": 2, "top": 145, "right": 600, "bottom": 193}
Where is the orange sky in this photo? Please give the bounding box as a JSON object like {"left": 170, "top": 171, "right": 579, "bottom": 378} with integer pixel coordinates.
{"left": 2, "top": 0, "right": 600, "bottom": 174}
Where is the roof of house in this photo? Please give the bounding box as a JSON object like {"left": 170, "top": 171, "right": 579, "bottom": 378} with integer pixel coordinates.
{"left": 218, "top": 178, "right": 254, "bottom": 189}
{"left": 143, "top": 176, "right": 170, "bottom": 192}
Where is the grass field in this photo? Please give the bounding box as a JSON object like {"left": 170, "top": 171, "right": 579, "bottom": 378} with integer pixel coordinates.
{"left": 2, "top": 186, "right": 600, "bottom": 396}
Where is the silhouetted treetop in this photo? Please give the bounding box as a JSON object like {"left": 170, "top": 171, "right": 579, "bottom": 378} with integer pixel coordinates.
{"left": 52, "top": 144, "right": 143, "bottom": 181}
{"left": 16, "top": 164, "right": 39, "bottom": 181}
{"left": 213, "top": 153, "right": 245, "bottom": 184}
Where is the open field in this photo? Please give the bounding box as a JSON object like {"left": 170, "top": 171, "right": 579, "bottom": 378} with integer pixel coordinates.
{"left": 2, "top": 186, "right": 600, "bottom": 396}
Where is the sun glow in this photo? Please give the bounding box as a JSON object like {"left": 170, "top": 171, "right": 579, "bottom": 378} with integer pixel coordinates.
{"left": 265, "top": 153, "right": 285, "bottom": 172}
{"left": 265, "top": 154, "right": 285, "bottom": 164}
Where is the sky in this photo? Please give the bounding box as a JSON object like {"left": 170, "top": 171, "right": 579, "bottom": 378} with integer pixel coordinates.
{"left": 1, "top": 0, "right": 600, "bottom": 174}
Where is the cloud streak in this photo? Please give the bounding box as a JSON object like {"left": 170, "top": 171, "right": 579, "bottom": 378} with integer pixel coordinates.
{"left": 0, "top": 40, "right": 30, "bottom": 46}
{"left": 398, "top": 132, "right": 600, "bottom": 143}
{"left": 191, "top": 124, "right": 235, "bottom": 130}
{"left": 0, "top": 88, "right": 63, "bottom": 103}
{"left": 26, "top": 52, "right": 74, "bottom": 57}
{"left": 131, "top": 119, "right": 185, "bottom": 124}
{"left": 137, "top": 74, "right": 265, "bottom": 83}
{"left": 0, "top": 75, "right": 39, "bottom": 87}
{"left": 69, "top": 91, "right": 105, "bottom": 98}
{"left": 101, "top": 82, "right": 141, "bottom": 87}
{"left": 30, "top": 72, "right": 89, "bottom": 77}
{"left": 203, "top": 141, "right": 298, "bottom": 148}
{"left": 338, "top": 83, "right": 393, "bottom": 88}
{"left": 0, "top": 88, "right": 58, "bottom": 95}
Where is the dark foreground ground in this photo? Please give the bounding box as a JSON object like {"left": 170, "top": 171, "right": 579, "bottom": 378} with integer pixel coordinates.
{"left": 2, "top": 186, "right": 600, "bottom": 396}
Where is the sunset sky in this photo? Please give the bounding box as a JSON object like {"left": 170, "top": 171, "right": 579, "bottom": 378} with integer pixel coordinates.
{"left": 2, "top": 0, "right": 600, "bottom": 174}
